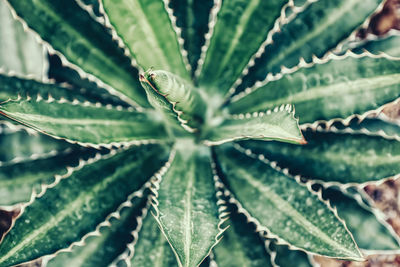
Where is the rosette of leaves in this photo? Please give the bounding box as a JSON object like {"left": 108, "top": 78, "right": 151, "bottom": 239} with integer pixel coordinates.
{"left": 0, "top": 0, "right": 400, "bottom": 266}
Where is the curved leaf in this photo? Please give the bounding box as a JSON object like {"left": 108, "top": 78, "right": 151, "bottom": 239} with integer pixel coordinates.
{"left": 140, "top": 69, "right": 206, "bottom": 133}
{"left": 6, "top": 0, "right": 149, "bottom": 107}
{"left": 268, "top": 242, "right": 312, "bottom": 267}
{"left": 0, "top": 147, "right": 96, "bottom": 206}
{"left": 214, "top": 144, "right": 363, "bottom": 260}
{"left": 235, "top": 0, "right": 381, "bottom": 94}
{"left": 203, "top": 105, "right": 304, "bottom": 146}
{"left": 101, "top": 0, "right": 189, "bottom": 80}
{"left": 0, "top": 97, "right": 167, "bottom": 146}
{"left": 198, "top": 0, "right": 287, "bottom": 96}
{"left": 46, "top": 196, "right": 147, "bottom": 267}
{"left": 322, "top": 186, "right": 400, "bottom": 251}
{"left": 352, "top": 32, "right": 400, "bottom": 58}
{"left": 0, "top": 144, "right": 170, "bottom": 266}
{"left": 213, "top": 205, "right": 273, "bottom": 267}
{"left": 0, "top": 74, "right": 110, "bottom": 104}
{"left": 239, "top": 130, "right": 400, "bottom": 184}
{"left": 0, "top": 122, "right": 68, "bottom": 163}
{"left": 152, "top": 142, "right": 220, "bottom": 267}
{"left": 229, "top": 54, "right": 400, "bottom": 124}
{"left": 0, "top": 1, "right": 47, "bottom": 79}
{"left": 127, "top": 206, "right": 177, "bottom": 267}
{"left": 169, "top": 0, "right": 215, "bottom": 75}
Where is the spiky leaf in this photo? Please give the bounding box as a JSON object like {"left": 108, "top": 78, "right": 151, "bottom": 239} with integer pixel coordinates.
{"left": 127, "top": 207, "right": 177, "bottom": 266}
{"left": 0, "top": 98, "right": 167, "bottom": 145}
{"left": 213, "top": 205, "right": 273, "bottom": 267}
{"left": 352, "top": 32, "right": 400, "bottom": 58}
{"left": 322, "top": 186, "right": 400, "bottom": 251}
{"left": 0, "top": 122, "right": 69, "bottom": 163}
{"left": 229, "top": 55, "right": 400, "bottom": 124}
{"left": 152, "top": 142, "right": 220, "bottom": 267}
{"left": 0, "top": 0, "right": 47, "bottom": 79}
{"left": 46, "top": 196, "right": 147, "bottom": 267}
{"left": 101, "top": 0, "right": 189, "bottom": 80}
{"left": 6, "top": 0, "right": 148, "bottom": 107}
{"left": 0, "top": 144, "right": 170, "bottom": 266}
{"left": 268, "top": 242, "right": 312, "bottom": 267}
{"left": 0, "top": 147, "right": 95, "bottom": 206}
{"left": 170, "top": 0, "right": 214, "bottom": 74}
{"left": 140, "top": 69, "right": 206, "bottom": 133}
{"left": 236, "top": 0, "right": 381, "bottom": 93}
{"left": 198, "top": 0, "right": 287, "bottom": 95}
{"left": 0, "top": 74, "right": 108, "bottom": 103}
{"left": 240, "top": 130, "right": 400, "bottom": 184}
{"left": 204, "top": 106, "right": 304, "bottom": 145}
{"left": 214, "top": 144, "right": 363, "bottom": 260}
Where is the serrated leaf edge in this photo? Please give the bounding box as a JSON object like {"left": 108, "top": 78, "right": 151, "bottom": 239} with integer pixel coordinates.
{"left": 204, "top": 104, "right": 305, "bottom": 146}
{"left": 230, "top": 49, "right": 400, "bottom": 104}
{"left": 0, "top": 95, "right": 163, "bottom": 149}
{"left": 218, "top": 144, "right": 365, "bottom": 261}
{"left": 140, "top": 74, "right": 198, "bottom": 133}
{"left": 237, "top": 142, "right": 400, "bottom": 253}
{"left": 0, "top": 145, "right": 137, "bottom": 265}
{"left": 161, "top": 0, "right": 192, "bottom": 75}
{"left": 193, "top": 0, "right": 222, "bottom": 80}
{"left": 110, "top": 149, "right": 175, "bottom": 267}
{"left": 148, "top": 147, "right": 229, "bottom": 267}
{"left": 333, "top": 0, "right": 387, "bottom": 54}
{"left": 223, "top": 0, "right": 317, "bottom": 100}
{"left": 4, "top": 0, "right": 144, "bottom": 110}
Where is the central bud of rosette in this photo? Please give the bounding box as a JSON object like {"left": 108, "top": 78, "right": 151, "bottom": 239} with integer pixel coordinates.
{"left": 139, "top": 69, "right": 207, "bottom": 134}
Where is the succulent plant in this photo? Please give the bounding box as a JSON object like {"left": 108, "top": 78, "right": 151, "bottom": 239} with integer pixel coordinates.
{"left": 0, "top": 0, "right": 400, "bottom": 266}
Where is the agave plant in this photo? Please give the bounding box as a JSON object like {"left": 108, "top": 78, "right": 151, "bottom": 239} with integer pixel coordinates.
{"left": 0, "top": 0, "right": 400, "bottom": 266}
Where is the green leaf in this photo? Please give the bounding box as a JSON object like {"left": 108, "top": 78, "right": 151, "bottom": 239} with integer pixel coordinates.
{"left": 47, "top": 54, "right": 132, "bottom": 107}
{"left": 352, "top": 32, "right": 400, "bottom": 58}
{"left": 6, "top": 0, "right": 149, "bottom": 107}
{"left": 152, "top": 141, "right": 220, "bottom": 267}
{"left": 0, "top": 0, "right": 47, "bottom": 79}
{"left": 169, "top": 0, "right": 215, "bottom": 75}
{"left": 204, "top": 105, "right": 304, "bottom": 146}
{"left": 140, "top": 69, "right": 207, "bottom": 133}
{"left": 198, "top": 0, "right": 287, "bottom": 96}
{"left": 126, "top": 205, "right": 178, "bottom": 267}
{"left": 46, "top": 195, "right": 147, "bottom": 267}
{"left": 0, "top": 97, "right": 167, "bottom": 146}
{"left": 101, "top": 0, "right": 190, "bottom": 80}
{"left": 0, "top": 122, "right": 69, "bottom": 163}
{"left": 268, "top": 242, "right": 312, "bottom": 267}
{"left": 0, "top": 146, "right": 96, "bottom": 206}
{"left": 0, "top": 73, "right": 110, "bottom": 104}
{"left": 235, "top": 0, "right": 381, "bottom": 94}
{"left": 239, "top": 129, "right": 400, "bottom": 184}
{"left": 213, "top": 204, "right": 273, "bottom": 267}
{"left": 0, "top": 144, "right": 170, "bottom": 266}
{"left": 322, "top": 186, "right": 400, "bottom": 251}
{"left": 214, "top": 144, "right": 363, "bottom": 260}
{"left": 228, "top": 54, "right": 400, "bottom": 124}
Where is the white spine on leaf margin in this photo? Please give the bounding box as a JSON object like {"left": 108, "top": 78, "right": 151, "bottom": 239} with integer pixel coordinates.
{"left": 226, "top": 0, "right": 390, "bottom": 103}
{"left": 223, "top": 0, "right": 318, "bottom": 100}
{"left": 111, "top": 149, "right": 175, "bottom": 267}
{"left": 194, "top": 0, "right": 222, "bottom": 80}
{"left": 332, "top": 0, "right": 386, "bottom": 54}
{"left": 203, "top": 104, "right": 299, "bottom": 146}
{"left": 161, "top": 0, "right": 192, "bottom": 74}
{"left": 214, "top": 144, "right": 364, "bottom": 261}
{"left": 0, "top": 95, "right": 163, "bottom": 150}
{"left": 4, "top": 0, "right": 144, "bottom": 110}
{"left": 230, "top": 49, "right": 400, "bottom": 104}
{"left": 234, "top": 143, "right": 400, "bottom": 256}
